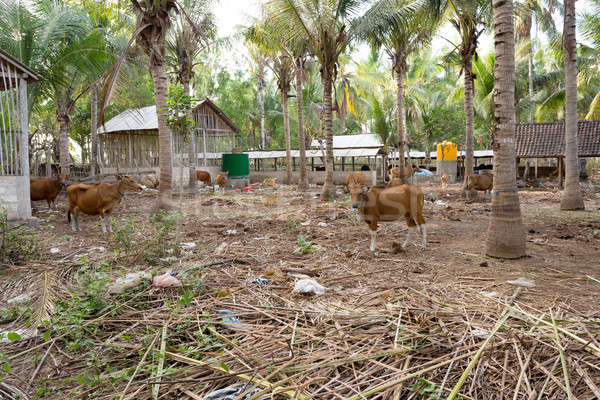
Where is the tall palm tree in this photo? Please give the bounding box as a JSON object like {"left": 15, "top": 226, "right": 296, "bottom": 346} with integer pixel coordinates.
{"left": 245, "top": 33, "right": 268, "bottom": 154}
{"left": 292, "top": 44, "right": 310, "bottom": 190}
{"left": 560, "top": 0, "right": 585, "bottom": 210}
{"left": 103, "top": 0, "right": 209, "bottom": 208}
{"left": 166, "top": 0, "right": 214, "bottom": 188}
{"left": 446, "top": 0, "right": 490, "bottom": 192}
{"left": 486, "top": 0, "right": 526, "bottom": 258}
{"left": 366, "top": 0, "right": 440, "bottom": 171}
{"left": 267, "top": 0, "right": 379, "bottom": 201}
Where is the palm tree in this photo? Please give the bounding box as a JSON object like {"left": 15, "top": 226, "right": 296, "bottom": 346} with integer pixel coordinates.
{"left": 166, "top": 0, "right": 214, "bottom": 188}
{"left": 446, "top": 0, "right": 490, "bottom": 193}
{"left": 103, "top": 0, "right": 210, "bottom": 208}
{"left": 245, "top": 34, "right": 268, "bottom": 154}
{"left": 365, "top": 0, "right": 440, "bottom": 172}
{"left": 560, "top": 0, "right": 585, "bottom": 210}
{"left": 0, "top": 0, "right": 109, "bottom": 175}
{"left": 486, "top": 0, "right": 526, "bottom": 258}
{"left": 292, "top": 44, "right": 310, "bottom": 190}
{"left": 267, "top": 0, "right": 377, "bottom": 201}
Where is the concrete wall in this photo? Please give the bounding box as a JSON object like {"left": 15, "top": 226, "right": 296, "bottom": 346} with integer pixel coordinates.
{"left": 436, "top": 161, "right": 457, "bottom": 179}
{"left": 250, "top": 170, "right": 377, "bottom": 186}
{"left": 0, "top": 176, "right": 31, "bottom": 221}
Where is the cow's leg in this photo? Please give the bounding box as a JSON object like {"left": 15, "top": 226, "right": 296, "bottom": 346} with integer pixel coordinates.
{"left": 403, "top": 216, "right": 417, "bottom": 249}
{"left": 368, "top": 221, "right": 378, "bottom": 252}
{"left": 70, "top": 207, "right": 77, "bottom": 232}
{"left": 74, "top": 208, "right": 81, "bottom": 232}
{"left": 106, "top": 211, "right": 114, "bottom": 233}
{"left": 99, "top": 210, "right": 107, "bottom": 233}
{"left": 420, "top": 224, "right": 427, "bottom": 248}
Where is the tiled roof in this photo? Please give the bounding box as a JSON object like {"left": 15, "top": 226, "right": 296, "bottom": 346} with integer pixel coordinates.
{"left": 515, "top": 120, "right": 600, "bottom": 157}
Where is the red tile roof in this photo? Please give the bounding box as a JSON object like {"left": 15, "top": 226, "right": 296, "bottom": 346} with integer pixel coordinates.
{"left": 515, "top": 120, "right": 600, "bottom": 157}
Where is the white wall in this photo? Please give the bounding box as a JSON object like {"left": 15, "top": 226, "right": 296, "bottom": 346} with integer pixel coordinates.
{"left": 0, "top": 176, "right": 32, "bottom": 221}
{"left": 250, "top": 170, "right": 377, "bottom": 186}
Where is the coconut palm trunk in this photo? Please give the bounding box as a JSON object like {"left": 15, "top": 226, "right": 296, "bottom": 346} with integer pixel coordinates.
{"left": 150, "top": 59, "right": 173, "bottom": 208}
{"left": 90, "top": 83, "right": 98, "bottom": 177}
{"left": 321, "top": 72, "right": 335, "bottom": 201}
{"left": 486, "top": 0, "right": 526, "bottom": 258}
{"left": 560, "top": 0, "right": 585, "bottom": 210}
{"left": 463, "top": 55, "right": 475, "bottom": 191}
{"left": 57, "top": 112, "right": 70, "bottom": 175}
{"left": 295, "top": 62, "right": 308, "bottom": 191}
{"left": 183, "top": 79, "right": 196, "bottom": 189}
{"left": 395, "top": 64, "right": 407, "bottom": 168}
{"left": 282, "top": 86, "right": 292, "bottom": 185}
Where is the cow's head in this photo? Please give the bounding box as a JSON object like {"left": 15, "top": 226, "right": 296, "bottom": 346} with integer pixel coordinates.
{"left": 117, "top": 175, "right": 143, "bottom": 192}
{"left": 350, "top": 185, "right": 368, "bottom": 210}
{"left": 57, "top": 174, "right": 67, "bottom": 184}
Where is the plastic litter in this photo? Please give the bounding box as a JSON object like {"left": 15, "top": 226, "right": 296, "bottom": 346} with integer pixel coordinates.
{"left": 181, "top": 242, "right": 196, "bottom": 250}
{"left": 480, "top": 291, "right": 499, "bottom": 298}
{"left": 435, "top": 200, "right": 449, "bottom": 207}
{"left": 153, "top": 271, "right": 182, "bottom": 288}
{"left": 50, "top": 247, "right": 60, "bottom": 254}
{"left": 506, "top": 277, "right": 536, "bottom": 288}
{"left": 215, "top": 242, "right": 228, "bottom": 255}
{"left": 218, "top": 310, "right": 250, "bottom": 331}
{"left": 471, "top": 328, "right": 490, "bottom": 338}
{"left": 248, "top": 277, "right": 269, "bottom": 285}
{"left": 252, "top": 236, "right": 270, "bottom": 240}
{"left": 300, "top": 221, "right": 311, "bottom": 226}
{"left": 205, "top": 384, "right": 268, "bottom": 400}
{"left": 293, "top": 279, "right": 326, "bottom": 295}
{"left": 317, "top": 222, "right": 329, "bottom": 227}
{"left": 7, "top": 293, "right": 31, "bottom": 304}
{"left": 414, "top": 169, "right": 434, "bottom": 176}
{"left": 109, "top": 272, "right": 152, "bottom": 294}
{"left": 288, "top": 272, "right": 311, "bottom": 279}
{"left": 226, "top": 229, "right": 237, "bottom": 235}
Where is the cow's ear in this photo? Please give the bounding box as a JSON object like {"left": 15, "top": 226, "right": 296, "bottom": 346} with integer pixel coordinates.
{"left": 115, "top": 174, "right": 122, "bottom": 180}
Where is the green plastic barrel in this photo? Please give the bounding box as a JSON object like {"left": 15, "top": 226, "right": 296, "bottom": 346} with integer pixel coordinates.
{"left": 222, "top": 153, "right": 250, "bottom": 179}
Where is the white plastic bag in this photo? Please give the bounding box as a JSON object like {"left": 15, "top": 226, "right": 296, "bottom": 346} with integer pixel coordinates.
{"left": 108, "top": 272, "right": 152, "bottom": 294}
{"left": 293, "top": 279, "right": 326, "bottom": 295}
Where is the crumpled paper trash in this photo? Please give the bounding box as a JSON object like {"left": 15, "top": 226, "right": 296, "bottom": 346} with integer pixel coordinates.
{"left": 108, "top": 272, "right": 152, "bottom": 294}
{"left": 153, "top": 271, "right": 182, "bottom": 288}
{"left": 293, "top": 279, "right": 326, "bottom": 295}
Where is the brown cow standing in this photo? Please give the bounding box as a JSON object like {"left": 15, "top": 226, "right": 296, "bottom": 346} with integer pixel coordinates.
{"left": 215, "top": 172, "right": 228, "bottom": 193}
{"left": 388, "top": 166, "right": 419, "bottom": 185}
{"left": 441, "top": 174, "right": 449, "bottom": 188}
{"left": 466, "top": 172, "right": 493, "bottom": 201}
{"left": 196, "top": 170, "right": 211, "bottom": 186}
{"left": 352, "top": 184, "right": 427, "bottom": 252}
{"left": 67, "top": 175, "right": 142, "bottom": 233}
{"left": 346, "top": 171, "right": 365, "bottom": 194}
{"left": 30, "top": 174, "right": 67, "bottom": 210}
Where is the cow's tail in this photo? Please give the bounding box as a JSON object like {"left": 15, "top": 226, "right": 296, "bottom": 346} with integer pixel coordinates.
{"left": 67, "top": 209, "right": 71, "bottom": 223}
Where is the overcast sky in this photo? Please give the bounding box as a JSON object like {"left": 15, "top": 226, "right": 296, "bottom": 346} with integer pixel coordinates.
{"left": 212, "top": 0, "right": 594, "bottom": 74}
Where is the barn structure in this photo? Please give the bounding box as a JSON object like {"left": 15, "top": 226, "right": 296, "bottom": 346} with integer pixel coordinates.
{"left": 98, "top": 98, "right": 240, "bottom": 183}
{"left": 515, "top": 120, "right": 600, "bottom": 184}
{"left": 0, "top": 49, "right": 40, "bottom": 220}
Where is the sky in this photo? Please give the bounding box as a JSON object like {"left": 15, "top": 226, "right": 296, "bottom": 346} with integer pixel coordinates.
{"left": 212, "top": 0, "right": 595, "bottom": 74}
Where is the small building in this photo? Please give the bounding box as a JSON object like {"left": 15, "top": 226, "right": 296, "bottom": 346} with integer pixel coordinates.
{"left": 0, "top": 49, "right": 40, "bottom": 220}
{"left": 98, "top": 98, "right": 240, "bottom": 182}
{"left": 515, "top": 120, "right": 600, "bottom": 182}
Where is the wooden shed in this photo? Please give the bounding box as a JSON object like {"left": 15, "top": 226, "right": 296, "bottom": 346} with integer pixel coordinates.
{"left": 0, "top": 49, "right": 40, "bottom": 220}
{"left": 98, "top": 98, "right": 240, "bottom": 171}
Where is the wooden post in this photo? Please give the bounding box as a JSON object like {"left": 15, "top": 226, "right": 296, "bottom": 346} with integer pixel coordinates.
{"left": 311, "top": 157, "right": 314, "bottom": 171}
{"left": 558, "top": 157, "right": 563, "bottom": 188}
{"left": 19, "top": 78, "right": 32, "bottom": 218}
{"left": 352, "top": 156, "right": 355, "bottom": 171}
{"left": 128, "top": 133, "right": 133, "bottom": 168}
{"left": 45, "top": 144, "right": 52, "bottom": 177}
{"left": 292, "top": 156, "right": 296, "bottom": 171}
{"left": 341, "top": 156, "right": 345, "bottom": 171}
{"left": 202, "top": 129, "right": 207, "bottom": 167}
{"left": 535, "top": 158, "right": 538, "bottom": 179}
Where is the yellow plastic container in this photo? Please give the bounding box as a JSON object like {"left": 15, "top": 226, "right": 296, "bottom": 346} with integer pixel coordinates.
{"left": 437, "top": 141, "right": 457, "bottom": 161}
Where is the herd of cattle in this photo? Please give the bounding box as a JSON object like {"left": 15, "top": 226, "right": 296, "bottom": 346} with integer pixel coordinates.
{"left": 28, "top": 167, "right": 493, "bottom": 251}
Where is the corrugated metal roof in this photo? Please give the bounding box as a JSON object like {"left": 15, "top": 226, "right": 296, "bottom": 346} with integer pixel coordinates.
{"left": 515, "top": 120, "right": 600, "bottom": 157}
{"left": 311, "top": 134, "right": 383, "bottom": 149}
{"left": 98, "top": 98, "right": 240, "bottom": 134}
{"left": 98, "top": 106, "right": 157, "bottom": 134}
{"left": 245, "top": 148, "right": 381, "bottom": 159}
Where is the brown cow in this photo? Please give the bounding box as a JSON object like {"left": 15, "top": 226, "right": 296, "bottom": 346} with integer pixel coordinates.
{"left": 30, "top": 174, "right": 66, "bottom": 209}
{"left": 353, "top": 184, "right": 427, "bottom": 252}
{"left": 388, "top": 166, "right": 419, "bottom": 185}
{"left": 347, "top": 171, "right": 366, "bottom": 209}
{"left": 196, "top": 170, "right": 211, "bottom": 186}
{"left": 67, "top": 175, "right": 142, "bottom": 233}
{"left": 441, "top": 174, "right": 449, "bottom": 188}
{"left": 466, "top": 172, "right": 493, "bottom": 201}
{"left": 215, "top": 172, "right": 228, "bottom": 193}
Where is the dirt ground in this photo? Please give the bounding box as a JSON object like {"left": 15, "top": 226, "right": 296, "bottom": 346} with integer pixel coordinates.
{"left": 22, "top": 182, "right": 600, "bottom": 312}
{"left": 1, "top": 180, "right": 600, "bottom": 399}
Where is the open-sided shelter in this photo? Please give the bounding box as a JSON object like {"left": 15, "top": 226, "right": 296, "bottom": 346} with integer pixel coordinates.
{"left": 0, "top": 49, "right": 40, "bottom": 220}
{"left": 98, "top": 98, "right": 240, "bottom": 173}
